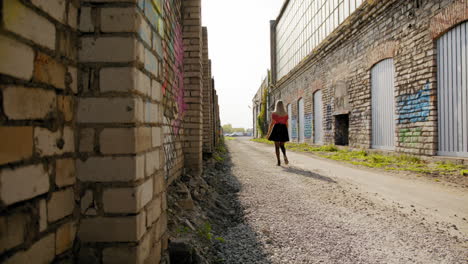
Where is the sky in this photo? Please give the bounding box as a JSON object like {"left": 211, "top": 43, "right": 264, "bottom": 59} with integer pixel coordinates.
{"left": 201, "top": 0, "right": 285, "bottom": 129}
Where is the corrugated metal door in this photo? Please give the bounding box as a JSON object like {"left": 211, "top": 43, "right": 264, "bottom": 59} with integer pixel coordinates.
{"left": 314, "top": 90, "right": 323, "bottom": 144}
{"left": 298, "top": 98, "right": 305, "bottom": 142}
{"left": 371, "top": 59, "right": 395, "bottom": 150}
{"left": 287, "top": 104, "right": 292, "bottom": 139}
{"left": 437, "top": 21, "right": 468, "bottom": 157}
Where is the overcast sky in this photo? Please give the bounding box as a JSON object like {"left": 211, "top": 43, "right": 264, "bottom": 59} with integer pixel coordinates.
{"left": 201, "top": 0, "right": 285, "bottom": 129}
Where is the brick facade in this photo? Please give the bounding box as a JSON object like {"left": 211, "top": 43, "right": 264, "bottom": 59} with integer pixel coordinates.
{"left": 270, "top": 0, "right": 468, "bottom": 156}
{"left": 0, "top": 0, "right": 221, "bottom": 263}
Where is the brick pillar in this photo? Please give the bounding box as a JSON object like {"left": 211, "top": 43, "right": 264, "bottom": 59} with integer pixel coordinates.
{"left": 182, "top": 0, "right": 203, "bottom": 176}
{"left": 76, "top": 1, "right": 167, "bottom": 263}
{"left": 0, "top": 0, "right": 79, "bottom": 262}
{"left": 202, "top": 27, "right": 214, "bottom": 154}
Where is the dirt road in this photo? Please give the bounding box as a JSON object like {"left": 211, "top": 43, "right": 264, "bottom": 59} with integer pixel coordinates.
{"left": 216, "top": 137, "right": 468, "bottom": 264}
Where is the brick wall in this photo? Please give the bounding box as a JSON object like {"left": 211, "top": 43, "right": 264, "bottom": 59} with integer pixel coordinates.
{"left": 202, "top": 27, "right": 214, "bottom": 154}
{"left": 270, "top": 0, "right": 466, "bottom": 156}
{"left": 182, "top": 0, "right": 204, "bottom": 176}
{"left": 1, "top": 0, "right": 221, "bottom": 263}
{"left": 0, "top": 0, "right": 79, "bottom": 263}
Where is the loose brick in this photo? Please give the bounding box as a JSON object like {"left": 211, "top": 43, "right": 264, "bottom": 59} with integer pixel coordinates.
{"left": 101, "top": 7, "right": 140, "bottom": 33}
{"left": 31, "top": 0, "right": 66, "bottom": 23}
{"left": 34, "top": 126, "right": 75, "bottom": 156}
{"left": 0, "top": 35, "right": 34, "bottom": 80}
{"left": 57, "top": 96, "right": 74, "bottom": 122}
{"left": 56, "top": 158, "right": 76, "bottom": 187}
{"left": 152, "top": 127, "right": 162, "bottom": 147}
{"left": 145, "top": 150, "right": 160, "bottom": 177}
{"left": 0, "top": 127, "right": 33, "bottom": 165}
{"left": 100, "top": 128, "right": 137, "bottom": 154}
{"left": 0, "top": 164, "right": 50, "bottom": 205}
{"left": 78, "top": 214, "right": 146, "bottom": 242}
{"left": 102, "top": 178, "right": 153, "bottom": 213}
{"left": 0, "top": 211, "right": 28, "bottom": 252}
{"left": 56, "top": 221, "right": 77, "bottom": 255}
{"left": 4, "top": 233, "right": 55, "bottom": 264}
{"left": 77, "top": 97, "right": 143, "bottom": 124}
{"left": 79, "top": 37, "right": 138, "bottom": 62}
{"left": 77, "top": 156, "right": 144, "bottom": 182}
{"left": 38, "top": 199, "right": 48, "bottom": 232}
{"left": 3, "top": 0, "right": 56, "bottom": 50}
{"left": 33, "top": 53, "right": 67, "bottom": 90}
{"left": 47, "top": 188, "right": 75, "bottom": 222}
{"left": 3, "top": 86, "right": 56, "bottom": 120}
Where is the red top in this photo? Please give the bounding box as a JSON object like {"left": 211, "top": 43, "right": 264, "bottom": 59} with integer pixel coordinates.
{"left": 272, "top": 113, "right": 288, "bottom": 125}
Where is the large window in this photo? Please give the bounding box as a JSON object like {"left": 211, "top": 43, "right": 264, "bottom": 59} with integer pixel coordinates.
{"left": 276, "top": 0, "right": 364, "bottom": 80}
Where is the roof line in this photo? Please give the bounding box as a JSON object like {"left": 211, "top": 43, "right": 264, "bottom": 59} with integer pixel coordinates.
{"left": 274, "top": 0, "right": 290, "bottom": 25}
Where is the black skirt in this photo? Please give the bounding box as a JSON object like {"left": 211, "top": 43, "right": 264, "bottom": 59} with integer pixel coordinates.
{"left": 268, "top": 124, "right": 290, "bottom": 142}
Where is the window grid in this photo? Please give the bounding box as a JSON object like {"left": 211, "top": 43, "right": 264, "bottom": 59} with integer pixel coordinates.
{"left": 276, "top": 0, "right": 363, "bottom": 80}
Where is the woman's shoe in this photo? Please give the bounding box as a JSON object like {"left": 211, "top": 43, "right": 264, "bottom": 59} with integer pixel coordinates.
{"left": 277, "top": 161, "right": 281, "bottom": 166}
{"left": 284, "top": 157, "right": 289, "bottom": 165}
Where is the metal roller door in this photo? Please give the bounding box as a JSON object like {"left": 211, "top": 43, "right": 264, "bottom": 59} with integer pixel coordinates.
{"left": 314, "top": 90, "right": 323, "bottom": 144}
{"left": 298, "top": 98, "right": 305, "bottom": 142}
{"left": 371, "top": 59, "right": 396, "bottom": 150}
{"left": 438, "top": 21, "right": 468, "bottom": 157}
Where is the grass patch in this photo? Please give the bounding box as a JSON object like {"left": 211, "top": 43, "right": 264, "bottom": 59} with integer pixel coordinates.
{"left": 250, "top": 138, "right": 468, "bottom": 177}
{"left": 224, "top": 136, "right": 235, "bottom": 141}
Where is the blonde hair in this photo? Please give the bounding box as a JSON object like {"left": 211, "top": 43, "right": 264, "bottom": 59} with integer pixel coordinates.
{"left": 274, "top": 100, "right": 287, "bottom": 116}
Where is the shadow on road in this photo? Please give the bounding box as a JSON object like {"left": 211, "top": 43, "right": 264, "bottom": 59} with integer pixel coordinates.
{"left": 202, "top": 149, "right": 272, "bottom": 264}
{"left": 282, "top": 166, "right": 337, "bottom": 183}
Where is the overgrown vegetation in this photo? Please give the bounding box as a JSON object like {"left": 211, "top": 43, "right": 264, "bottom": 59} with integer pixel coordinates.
{"left": 251, "top": 138, "right": 468, "bottom": 177}
{"left": 256, "top": 87, "right": 269, "bottom": 137}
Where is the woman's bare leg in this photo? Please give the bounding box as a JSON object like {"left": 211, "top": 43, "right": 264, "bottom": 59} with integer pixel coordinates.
{"left": 280, "top": 142, "right": 288, "bottom": 164}
{"left": 274, "top": 142, "right": 281, "bottom": 166}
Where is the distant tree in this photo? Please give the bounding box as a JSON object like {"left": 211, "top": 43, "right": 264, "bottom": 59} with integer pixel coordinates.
{"left": 222, "top": 124, "right": 234, "bottom": 134}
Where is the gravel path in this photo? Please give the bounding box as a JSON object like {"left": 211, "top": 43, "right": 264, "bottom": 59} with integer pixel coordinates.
{"left": 215, "top": 138, "right": 468, "bottom": 264}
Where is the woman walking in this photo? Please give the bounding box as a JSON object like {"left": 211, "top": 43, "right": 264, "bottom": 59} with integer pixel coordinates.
{"left": 267, "top": 100, "right": 290, "bottom": 166}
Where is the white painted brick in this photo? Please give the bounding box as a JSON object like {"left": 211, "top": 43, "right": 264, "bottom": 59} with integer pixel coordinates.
{"left": 77, "top": 97, "right": 143, "bottom": 124}
{"left": 100, "top": 67, "right": 136, "bottom": 93}
{"left": 79, "top": 7, "right": 94, "bottom": 32}
{"left": 0, "top": 164, "right": 50, "bottom": 205}
{"left": 4, "top": 233, "right": 55, "bottom": 264}
{"left": 152, "top": 127, "right": 162, "bottom": 147}
{"left": 136, "top": 69, "right": 151, "bottom": 96}
{"left": 79, "top": 37, "right": 137, "bottom": 62}
{"left": 38, "top": 199, "right": 47, "bottom": 232}
{"left": 145, "top": 103, "right": 160, "bottom": 123}
{"left": 2, "top": 86, "right": 56, "bottom": 120}
{"left": 101, "top": 7, "right": 140, "bottom": 32}
{"left": 3, "top": 0, "right": 56, "bottom": 50}
{"left": 34, "top": 126, "right": 75, "bottom": 156}
{"left": 151, "top": 80, "right": 163, "bottom": 101}
{"left": 56, "top": 221, "right": 77, "bottom": 254}
{"left": 48, "top": 188, "right": 75, "bottom": 222}
{"left": 78, "top": 214, "right": 145, "bottom": 242}
{"left": 56, "top": 158, "right": 76, "bottom": 187}
{"left": 77, "top": 156, "right": 144, "bottom": 182}
{"left": 145, "top": 150, "right": 160, "bottom": 177}
{"left": 0, "top": 35, "right": 34, "bottom": 80}
{"left": 31, "top": 0, "right": 66, "bottom": 23}
{"left": 0, "top": 211, "right": 28, "bottom": 252}
{"left": 102, "top": 178, "right": 153, "bottom": 213}
{"left": 136, "top": 127, "right": 152, "bottom": 152}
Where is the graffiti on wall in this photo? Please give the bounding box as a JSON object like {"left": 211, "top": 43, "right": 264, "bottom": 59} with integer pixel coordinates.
{"left": 399, "top": 127, "right": 422, "bottom": 148}
{"left": 304, "top": 114, "right": 313, "bottom": 138}
{"left": 333, "top": 80, "right": 350, "bottom": 114}
{"left": 397, "top": 83, "right": 431, "bottom": 124}
{"left": 291, "top": 117, "right": 298, "bottom": 139}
